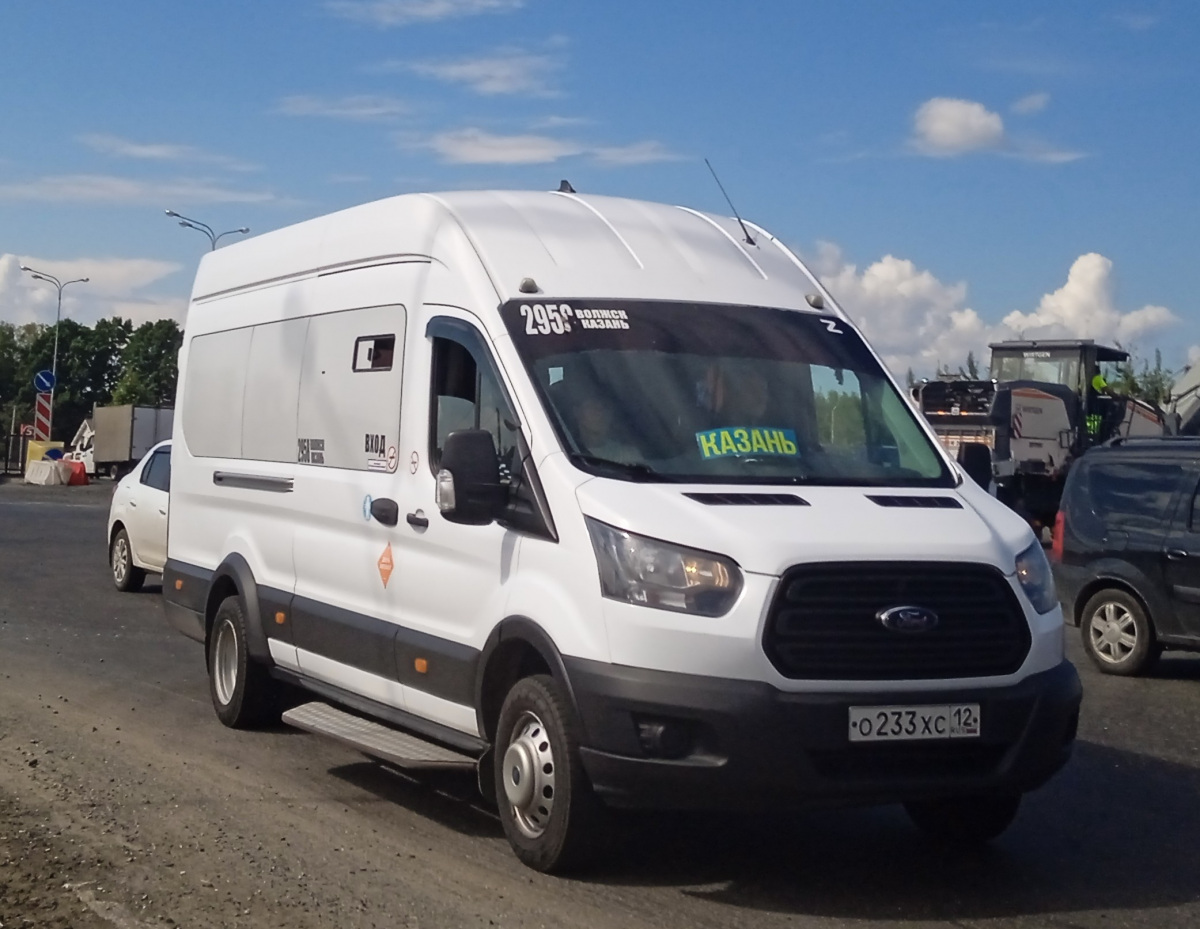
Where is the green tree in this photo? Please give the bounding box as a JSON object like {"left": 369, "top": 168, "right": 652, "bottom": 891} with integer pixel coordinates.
{"left": 1110, "top": 348, "right": 1173, "bottom": 407}
{"left": 112, "top": 319, "right": 183, "bottom": 405}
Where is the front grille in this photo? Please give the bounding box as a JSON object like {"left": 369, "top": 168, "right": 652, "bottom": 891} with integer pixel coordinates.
{"left": 764, "top": 562, "right": 1031, "bottom": 680}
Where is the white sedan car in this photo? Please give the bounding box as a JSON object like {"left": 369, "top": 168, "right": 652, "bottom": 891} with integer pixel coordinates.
{"left": 107, "top": 441, "right": 171, "bottom": 592}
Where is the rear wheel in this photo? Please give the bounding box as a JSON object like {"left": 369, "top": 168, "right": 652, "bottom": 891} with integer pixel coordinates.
{"left": 1080, "top": 588, "right": 1160, "bottom": 676}
{"left": 494, "top": 674, "right": 603, "bottom": 873}
{"left": 110, "top": 528, "right": 145, "bottom": 593}
{"left": 208, "top": 596, "right": 278, "bottom": 728}
{"left": 905, "top": 793, "right": 1022, "bottom": 846}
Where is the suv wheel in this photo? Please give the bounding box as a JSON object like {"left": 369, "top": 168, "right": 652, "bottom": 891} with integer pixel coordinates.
{"left": 1080, "top": 588, "right": 1160, "bottom": 676}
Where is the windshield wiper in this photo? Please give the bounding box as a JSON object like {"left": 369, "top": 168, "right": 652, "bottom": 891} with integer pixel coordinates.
{"left": 570, "top": 455, "right": 670, "bottom": 482}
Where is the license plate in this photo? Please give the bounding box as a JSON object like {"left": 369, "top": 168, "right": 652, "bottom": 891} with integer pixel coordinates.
{"left": 848, "top": 704, "right": 980, "bottom": 742}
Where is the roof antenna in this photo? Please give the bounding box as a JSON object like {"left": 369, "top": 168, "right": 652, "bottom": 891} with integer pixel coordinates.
{"left": 704, "top": 158, "right": 755, "bottom": 246}
{"left": 558, "top": 179, "right": 576, "bottom": 193}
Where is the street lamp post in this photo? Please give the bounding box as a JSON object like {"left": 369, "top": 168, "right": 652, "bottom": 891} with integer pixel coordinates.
{"left": 19, "top": 266, "right": 89, "bottom": 438}
{"left": 164, "top": 210, "right": 249, "bottom": 250}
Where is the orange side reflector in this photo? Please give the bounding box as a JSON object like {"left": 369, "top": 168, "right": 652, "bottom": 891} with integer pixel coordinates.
{"left": 414, "top": 658, "right": 428, "bottom": 674}
{"left": 274, "top": 612, "right": 286, "bottom": 625}
{"left": 174, "top": 579, "right": 183, "bottom": 591}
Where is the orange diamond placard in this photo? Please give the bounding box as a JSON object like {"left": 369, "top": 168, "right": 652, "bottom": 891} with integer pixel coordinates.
{"left": 377, "top": 543, "right": 394, "bottom": 588}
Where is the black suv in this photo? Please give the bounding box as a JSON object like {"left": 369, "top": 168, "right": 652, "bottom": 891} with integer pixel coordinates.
{"left": 1053, "top": 437, "right": 1200, "bottom": 675}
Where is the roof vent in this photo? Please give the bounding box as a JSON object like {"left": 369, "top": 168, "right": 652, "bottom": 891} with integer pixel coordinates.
{"left": 805, "top": 294, "right": 825, "bottom": 310}
{"left": 518, "top": 277, "right": 539, "bottom": 294}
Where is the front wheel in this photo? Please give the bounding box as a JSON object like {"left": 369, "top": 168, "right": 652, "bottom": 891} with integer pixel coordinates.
{"left": 207, "top": 596, "right": 278, "bottom": 729}
{"left": 493, "top": 675, "right": 603, "bottom": 873}
{"left": 905, "top": 793, "right": 1022, "bottom": 846}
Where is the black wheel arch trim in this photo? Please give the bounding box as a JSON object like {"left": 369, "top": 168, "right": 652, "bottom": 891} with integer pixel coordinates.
{"left": 209, "top": 554, "right": 272, "bottom": 662}
{"left": 474, "top": 616, "right": 582, "bottom": 741}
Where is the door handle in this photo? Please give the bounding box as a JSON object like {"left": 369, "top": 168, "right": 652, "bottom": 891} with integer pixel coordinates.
{"left": 1167, "top": 549, "right": 1190, "bottom": 560}
{"left": 129, "top": 500, "right": 137, "bottom": 507}
{"left": 369, "top": 497, "right": 399, "bottom": 527}
{"left": 406, "top": 511, "right": 429, "bottom": 529}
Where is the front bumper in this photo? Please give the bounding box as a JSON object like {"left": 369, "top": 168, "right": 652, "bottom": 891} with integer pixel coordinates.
{"left": 568, "top": 658, "right": 1082, "bottom": 810}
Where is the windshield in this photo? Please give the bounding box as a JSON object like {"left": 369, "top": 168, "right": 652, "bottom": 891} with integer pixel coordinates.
{"left": 501, "top": 299, "right": 952, "bottom": 487}
{"left": 991, "top": 351, "right": 1082, "bottom": 390}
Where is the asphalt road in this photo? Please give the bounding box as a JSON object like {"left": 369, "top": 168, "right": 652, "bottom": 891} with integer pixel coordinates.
{"left": 2, "top": 478, "right": 1200, "bottom": 929}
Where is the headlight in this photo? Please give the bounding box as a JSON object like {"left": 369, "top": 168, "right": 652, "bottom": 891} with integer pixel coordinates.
{"left": 1015, "top": 540, "right": 1058, "bottom": 614}
{"left": 585, "top": 518, "right": 743, "bottom": 616}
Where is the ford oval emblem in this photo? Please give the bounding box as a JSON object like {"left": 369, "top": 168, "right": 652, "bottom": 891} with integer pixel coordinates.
{"left": 877, "top": 605, "right": 940, "bottom": 634}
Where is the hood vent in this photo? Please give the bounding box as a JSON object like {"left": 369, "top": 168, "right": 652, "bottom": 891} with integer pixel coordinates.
{"left": 684, "top": 492, "right": 809, "bottom": 506}
{"left": 867, "top": 495, "right": 962, "bottom": 509}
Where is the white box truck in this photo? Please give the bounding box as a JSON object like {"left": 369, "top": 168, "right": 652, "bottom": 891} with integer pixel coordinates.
{"left": 163, "top": 190, "right": 1081, "bottom": 872}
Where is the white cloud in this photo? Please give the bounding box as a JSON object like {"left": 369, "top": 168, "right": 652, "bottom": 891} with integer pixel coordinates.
{"left": 276, "top": 94, "right": 410, "bottom": 120}
{"left": 78, "top": 134, "right": 257, "bottom": 171}
{"left": 0, "top": 174, "right": 279, "bottom": 206}
{"left": 1000, "top": 252, "right": 1176, "bottom": 344}
{"left": 428, "top": 128, "right": 584, "bottom": 164}
{"left": 325, "top": 0, "right": 522, "bottom": 27}
{"left": 1015, "top": 143, "right": 1087, "bottom": 164}
{"left": 591, "top": 141, "right": 683, "bottom": 166}
{"left": 1011, "top": 92, "right": 1050, "bottom": 114}
{"left": 1114, "top": 12, "right": 1158, "bottom": 31}
{"left": 910, "top": 96, "right": 1084, "bottom": 163}
{"left": 410, "top": 50, "right": 560, "bottom": 96}
{"left": 0, "top": 253, "right": 185, "bottom": 328}
{"left": 812, "top": 245, "right": 1178, "bottom": 377}
{"left": 421, "top": 127, "right": 680, "bottom": 166}
{"left": 530, "top": 115, "right": 591, "bottom": 130}
{"left": 911, "top": 97, "right": 1006, "bottom": 156}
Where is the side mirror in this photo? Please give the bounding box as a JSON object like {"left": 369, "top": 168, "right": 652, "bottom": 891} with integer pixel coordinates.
{"left": 436, "top": 429, "right": 507, "bottom": 525}
{"left": 957, "top": 441, "right": 993, "bottom": 490}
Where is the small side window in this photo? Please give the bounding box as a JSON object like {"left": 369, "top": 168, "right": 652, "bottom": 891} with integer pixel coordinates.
{"left": 141, "top": 450, "right": 171, "bottom": 493}
{"left": 353, "top": 334, "right": 396, "bottom": 372}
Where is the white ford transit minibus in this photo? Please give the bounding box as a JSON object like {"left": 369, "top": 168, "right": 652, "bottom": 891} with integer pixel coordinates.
{"left": 163, "top": 190, "right": 1081, "bottom": 872}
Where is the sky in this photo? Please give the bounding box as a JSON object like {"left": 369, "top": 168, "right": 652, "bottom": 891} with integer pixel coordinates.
{"left": 2, "top": 0, "right": 1197, "bottom": 378}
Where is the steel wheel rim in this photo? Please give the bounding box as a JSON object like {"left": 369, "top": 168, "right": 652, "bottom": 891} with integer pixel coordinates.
{"left": 502, "top": 710, "right": 556, "bottom": 839}
{"left": 1088, "top": 601, "right": 1138, "bottom": 664}
{"left": 213, "top": 619, "right": 239, "bottom": 705}
{"left": 112, "top": 537, "right": 128, "bottom": 584}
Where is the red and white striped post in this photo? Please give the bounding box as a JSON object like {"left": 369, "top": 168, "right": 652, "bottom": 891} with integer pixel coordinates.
{"left": 33, "top": 392, "right": 53, "bottom": 442}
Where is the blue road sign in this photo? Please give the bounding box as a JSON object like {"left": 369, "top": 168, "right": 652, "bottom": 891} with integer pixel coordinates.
{"left": 33, "top": 369, "right": 55, "bottom": 392}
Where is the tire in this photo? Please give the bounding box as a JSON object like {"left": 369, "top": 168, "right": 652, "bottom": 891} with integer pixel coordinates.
{"left": 905, "top": 793, "right": 1022, "bottom": 846}
{"left": 207, "top": 596, "right": 278, "bottom": 729}
{"left": 1080, "top": 588, "right": 1160, "bottom": 676}
{"left": 110, "top": 528, "right": 146, "bottom": 593}
{"left": 493, "top": 674, "right": 603, "bottom": 873}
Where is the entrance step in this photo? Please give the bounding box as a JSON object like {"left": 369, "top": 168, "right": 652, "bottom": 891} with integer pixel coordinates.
{"left": 281, "top": 702, "right": 476, "bottom": 771}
